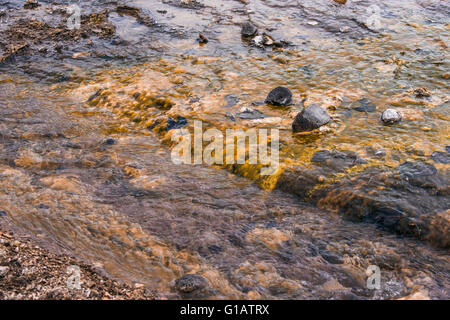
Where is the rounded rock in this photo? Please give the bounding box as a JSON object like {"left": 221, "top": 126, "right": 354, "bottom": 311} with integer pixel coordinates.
{"left": 265, "top": 86, "right": 292, "bottom": 106}
{"left": 381, "top": 109, "right": 402, "bottom": 125}
{"left": 175, "top": 274, "right": 207, "bottom": 293}
{"left": 292, "top": 104, "right": 331, "bottom": 132}
{"left": 241, "top": 22, "right": 257, "bottom": 37}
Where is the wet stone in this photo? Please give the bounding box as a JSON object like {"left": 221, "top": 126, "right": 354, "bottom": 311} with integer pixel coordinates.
{"left": 0, "top": 211, "right": 7, "bottom": 217}
{"left": 381, "top": 109, "right": 402, "bottom": 125}
{"left": 241, "top": 22, "right": 257, "bottom": 37}
{"left": 236, "top": 107, "right": 266, "bottom": 120}
{"left": 223, "top": 94, "right": 239, "bottom": 108}
{"left": 354, "top": 98, "right": 376, "bottom": 112}
{"left": 292, "top": 105, "right": 331, "bottom": 132}
{"left": 431, "top": 151, "right": 450, "bottom": 164}
{"left": 311, "top": 150, "right": 366, "bottom": 171}
{"left": 397, "top": 161, "right": 437, "bottom": 178}
{"left": 265, "top": 86, "right": 292, "bottom": 106}
{"left": 104, "top": 138, "right": 116, "bottom": 145}
{"left": 175, "top": 274, "right": 207, "bottom": 293}
{"left": 197, "top": 33, "right": 208, "bottom": 44}
{"left": 167, "top": 116, "right": 187, "bottom": 130}
{"left": 320, "top": 250, "right": 343, "bottom": 264}
{"left": 24, "top": 0, "right": 40, "bottom": 10}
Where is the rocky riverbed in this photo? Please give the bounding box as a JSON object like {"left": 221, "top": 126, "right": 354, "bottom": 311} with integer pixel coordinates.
{"left": 0, "top": 0, "right": 449, "bottom": 299}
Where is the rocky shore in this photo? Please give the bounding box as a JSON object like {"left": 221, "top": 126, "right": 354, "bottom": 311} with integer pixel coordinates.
{"left": 0, "top": 229, "right": 156, "bottom": 300}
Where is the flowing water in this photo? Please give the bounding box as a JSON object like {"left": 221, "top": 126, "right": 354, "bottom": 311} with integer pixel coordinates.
{"left": 0, "top": 0, "right": 448, "bottom": 299}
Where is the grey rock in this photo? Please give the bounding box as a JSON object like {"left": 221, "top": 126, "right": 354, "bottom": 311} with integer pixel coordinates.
{"left": 236, "top": 107, "right": 266, "bottom": 120}
{"left": 431, "top": 151, "right": 450, "bottom": 164}
{"left": 265, "top": 86, "right": 292, "bottom": 106}
{"left": 292, "top": 105, "right": 331, "bottom": 132}
{"left": 0, "top": 266, "right": 9, "bottom": 277}
{"left": 311, "top": 150, "right": 366, "bottom": 171}
{"left": 241, "top": 22, "right": 257, "bottom": 37}
{"left": 320, "top": 250, "right": 343, "bottom": 264}
{"left": 381, "top": 109, "right": 402, "bottom": 124}
{"left": 175, "top": 274, "right": 207, "bottom": 293}
{"left": 222, "top": 94, "right": 239, "bottom": 108}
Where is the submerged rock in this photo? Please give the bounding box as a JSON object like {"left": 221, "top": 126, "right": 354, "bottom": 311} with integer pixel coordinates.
{"left": 320, "top": 250, "right": 343, "bottom": 264}
{"left": 381, "top": 109, "right": 402, "bottom": 125}
{"left": 354, "top": 98, "right": 376, "bottom": 112}
{"left": 431, "top": 151, "right": 450, "bottom": 164}
{"left": 241, "top": 22, "right": 257, "bottom": 37}
{"left": 265, "top": 86, "right": 292, "bottom": 106}
{"left": 175, "top": 274, "right": 207, "bottom": 293}
{"left": 236, "top": 107, "right": 267, "bottom": 120}
{"left": 311, "top": 150, "right": 366, "bottom": 171}
{"left": 292, "top": 105, "right": 331, "bottom": 132}
{"left": 222, "top": 94, "right": 239, "bottom": 108}
{"left": 167, "top": 116, "right": 187, "bottom": 130}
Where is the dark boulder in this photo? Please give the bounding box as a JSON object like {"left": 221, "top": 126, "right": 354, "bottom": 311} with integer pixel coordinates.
{"left": 265, "top": 86, "right": 292, "bottom": 106}
{"left": 292, "top": 105, "right": 331, "bottom": 132}
{"left": 241, "top": 22, "right": 257, "bottom": 37}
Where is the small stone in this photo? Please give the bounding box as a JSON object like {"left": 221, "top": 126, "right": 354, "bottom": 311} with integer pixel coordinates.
{"left": 241, "top": 22, "right": 257, "bottom": 37}
{"left": 446, "top": 146, "right": 450, "bottom": 153}
{"left": 381, "top": 109, "right": 402, "bottom": 124}
{"left": 431, "top": 151, "right": 450, "bottom": 164}
{"left": 320, "top": 250, "right": 343, "bottom": 264}
{"left": 104, "top": 138, "right": 116, "bottom": 145}
{"left": 340, "top": 26, "right": 351, "bottom": 33}
{"left": 0, "top": 266, "right": 10, "bottom": 277}
{"left": 323, "top": 279, "right": 346, "bottom": 291}
{"left": 414, "top": 87, "right": 431, "bottom": 98}
{"left": 0, "top": 211, "right": 7, "bottom": 217}
{"left": 222, "top": 94, "right": 239, "bottom": 108}
{"left": 175, "top": 274, "right": 207, "bottom": 293}
{"left": 72, "top": 52, "right": 91, "bottom": 59}
{"left": 292, "top": 105, "right": 331, "bottom": 132}
{"left": 24, "top": 0, "right": 40, "bottom": 9}
{"left": 197, "top": 33, "right": 208, "bottom": 44}
{"left": 265, "top": 86, "right": 292, "bottom": 106}
{"left": 333, "top": 0, "right": 347, "bottom": 4}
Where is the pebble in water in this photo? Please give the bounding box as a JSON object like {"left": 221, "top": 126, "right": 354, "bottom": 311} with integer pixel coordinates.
{"left": 241, "top": 22, "right": 257, "bottom": 37}
{"left": 381, "top": 109, "right": 402, "bottom": 125}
